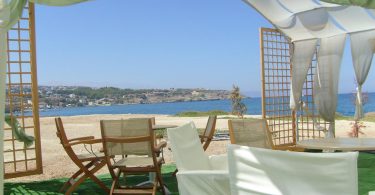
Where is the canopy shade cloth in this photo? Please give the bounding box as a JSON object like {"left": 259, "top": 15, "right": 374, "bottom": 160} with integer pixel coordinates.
{"left": 244, "top": 0, "right": 375, "bottom": 137}
{"left": 243, "top": 0, "right": 375, "bottom": 42}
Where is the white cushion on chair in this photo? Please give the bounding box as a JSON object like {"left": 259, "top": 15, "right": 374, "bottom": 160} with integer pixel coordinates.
{"left": 228, "top": 144, "right": 359, "bottom": 195}
{"left": 167, "top": 122, "right": 211, "bottom": 171}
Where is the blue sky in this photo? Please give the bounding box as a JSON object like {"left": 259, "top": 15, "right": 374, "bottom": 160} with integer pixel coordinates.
{"left": 34, "top": 0, "right": 375, "bottom": 97}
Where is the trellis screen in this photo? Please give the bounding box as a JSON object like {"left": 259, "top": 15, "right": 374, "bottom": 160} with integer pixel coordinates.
{"left": 4, "top": 3, "right": 42, "bottom": 179}
{"left": 260, "top": 27, "right": 327, "bottom": 146}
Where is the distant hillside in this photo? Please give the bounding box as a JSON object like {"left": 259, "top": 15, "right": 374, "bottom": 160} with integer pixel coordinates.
{"left": 36, "top": 86, "right": 234, "bottom": 109}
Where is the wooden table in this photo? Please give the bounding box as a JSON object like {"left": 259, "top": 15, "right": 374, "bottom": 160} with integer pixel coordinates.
{"left": 297, "top": 138, "right": 375, "bottom": 152}
{"left": 152, "top": 124, "right": 178, "bottom": 130}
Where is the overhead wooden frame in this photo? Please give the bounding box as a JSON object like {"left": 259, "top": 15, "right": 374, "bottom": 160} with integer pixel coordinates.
{"left": 3, "top": 2, "right": 42, "bottom": 179}
{"left": 260, "top": 27, "right": 328, "bottom": 146}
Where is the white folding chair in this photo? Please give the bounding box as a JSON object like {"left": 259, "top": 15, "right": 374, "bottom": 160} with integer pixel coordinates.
{"left": 228, "top": 144, "right": 358, "bottom": 195}
{"left": 167, "top": 122, "right": 230, "bottom": 195}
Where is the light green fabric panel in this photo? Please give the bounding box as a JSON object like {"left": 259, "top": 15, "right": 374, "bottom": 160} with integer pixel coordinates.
{"left": 0, "top": 31, "right": 6, "bottom": 195}
{"left": 321, "top": 0, "right": 375, "bottom": 8}
{"left": 0, "top": 1, "right": 26, "bottom": 194}
{"left": 30, "top": 0, "right": 89, "bottom": 6}
{"left": 0, "top": 0, "right": 27, "bottom": 30}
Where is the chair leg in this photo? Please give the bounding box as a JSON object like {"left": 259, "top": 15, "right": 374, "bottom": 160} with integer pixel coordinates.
{"left": 64, "top": 159, "right": 109, "bottom": 194}
{"left": 85, "top": 160, "right": 109, "bottom": 193}
{"left": 59, "top": 169, "right": 83, "bottom": 192}
{"left": 156, "top": 168, "right": 166, "bottom": 195}
{"left": 65, "top": 172, "right": 89, "bottom": 195}
{"left": 110, "top": 170, "right": 121, "bottom": 195}
{"left": 60, "top": 161, "right": 94, "bottom": 193}
{"left": 152, "top": 176, "right": 158, "bottom": 195}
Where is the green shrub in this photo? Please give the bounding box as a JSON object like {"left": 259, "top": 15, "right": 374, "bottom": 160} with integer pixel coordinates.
{"left": 175, "top": 110, "right": 229, "bottom": 117}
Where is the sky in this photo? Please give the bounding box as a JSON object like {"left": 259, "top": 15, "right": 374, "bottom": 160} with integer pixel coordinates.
{"left": 33, "top": 0, "right": 375, "bottom": 97}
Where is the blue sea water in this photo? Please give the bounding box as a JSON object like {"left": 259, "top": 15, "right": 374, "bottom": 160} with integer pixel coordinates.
{"left": 35, "top": 93, "right": 375, "bottom": 117}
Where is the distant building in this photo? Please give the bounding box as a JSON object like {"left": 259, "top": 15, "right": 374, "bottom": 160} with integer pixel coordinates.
{"left": 192, "top": 91, "right": 200, "bottom": 96}
{"left": 69, "top": 94, "right": 76, "bottom": 98}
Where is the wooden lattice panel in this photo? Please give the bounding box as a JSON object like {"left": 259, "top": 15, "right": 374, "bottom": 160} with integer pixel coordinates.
{"left": 260, "top": 28, "right": 294, "bottom": 146}
{"left": 260, "top": 27, "right": 327, "bottom": 146}
{"left": 4, "top": 3, "right": 42, "bottom": 179}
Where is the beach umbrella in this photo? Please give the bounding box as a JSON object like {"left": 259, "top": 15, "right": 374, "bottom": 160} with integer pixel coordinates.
{"left": 0, "top": 0, "right": 88, "bottom": 194}
{"left": 244, "top": 0, "right": 375, "bottom": 138}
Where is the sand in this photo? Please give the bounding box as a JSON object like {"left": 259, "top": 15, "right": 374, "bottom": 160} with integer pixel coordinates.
{"left": 6, "top": 114, "right": 375, "bottom": 182}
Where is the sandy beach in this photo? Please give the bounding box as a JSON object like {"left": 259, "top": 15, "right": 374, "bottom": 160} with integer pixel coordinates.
{"left": 7, "top": 114, "right": 375, "bottom": 182}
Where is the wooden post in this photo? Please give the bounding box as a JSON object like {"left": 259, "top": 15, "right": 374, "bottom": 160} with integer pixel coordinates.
{"left": 28, "top": 2, "right": 43, "bottom": 175}
{"left": 260, "top": 28, "right": 266, "bottom": 120}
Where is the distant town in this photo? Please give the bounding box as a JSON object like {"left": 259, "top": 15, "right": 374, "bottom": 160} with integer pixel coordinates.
{"left": 31, "top": 86, "right": 232, "bottom": 109}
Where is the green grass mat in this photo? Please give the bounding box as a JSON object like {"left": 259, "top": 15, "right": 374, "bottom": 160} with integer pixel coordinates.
{"left": 5, "top": 153, "right": 375, "bottom": 195}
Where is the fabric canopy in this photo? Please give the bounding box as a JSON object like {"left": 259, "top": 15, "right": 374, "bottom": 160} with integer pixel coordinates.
{"left": 243, "top": 0, "right": 375, "bottom": 42}
{"left": 244, "top": 0, "right": 375, "bottom": 138}
{"left": 0, "top": 1, "right": 88, "bottom": 194}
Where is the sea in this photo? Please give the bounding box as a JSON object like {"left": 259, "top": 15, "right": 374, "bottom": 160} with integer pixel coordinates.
{"left": 33, "top": 93, "right": 375, "bottom": 117}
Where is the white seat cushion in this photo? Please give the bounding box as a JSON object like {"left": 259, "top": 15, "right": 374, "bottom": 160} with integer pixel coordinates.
{"left": 167, "top": 122, "right": 211, "bottom": 171}
{"left": 228, "top": 144, "right": 358, "bottom": 195}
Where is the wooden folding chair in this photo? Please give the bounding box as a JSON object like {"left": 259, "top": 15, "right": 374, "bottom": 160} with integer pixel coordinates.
{"left": 228, "top": 119, "right": 272, "bottom": 149}
{"left": 228, "top": 118, "right": 304, "bottom": 151}
{"left": 100, "top": 118, "right": 166, "bottom": 195}
{"left": 200, "top": 115, "right": 217, "bottom": 151}
{"left": 55, "top": 117, "right": 109, "bottom": 194}
{"left": 172, "top": 115, "right": 217, "bottom": 176}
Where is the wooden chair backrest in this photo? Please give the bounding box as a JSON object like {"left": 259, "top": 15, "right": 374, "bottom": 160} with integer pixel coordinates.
{"left": 100, "top": 118, "right": 155, "bottom": 157}
{"left": 201, "top": 115, "right": 217, "bottom": 150}
{"left": 54, "top": 117, "right": 82, "bottom": 165}
{"left": 55, "top": 117, "right": 69, "bottom": 146}
{"left": 228, "top": 119, "right": 272, "bottom": 149}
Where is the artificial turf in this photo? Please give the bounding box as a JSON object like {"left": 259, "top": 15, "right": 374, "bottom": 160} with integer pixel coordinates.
{"left": 5, "top": 152, "right": 375, "bottom": 195}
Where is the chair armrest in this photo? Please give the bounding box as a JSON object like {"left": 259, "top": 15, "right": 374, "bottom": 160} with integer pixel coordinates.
{"left": 68, "top": 136, "right": 95, "bottom": 142}
{"left": 176, "top": 170, "right": 230, "bottom": 195}
{"left": 154, "top": 141, "right": 167, "bottom": 152}
{"left": 64, "top": 138, "right": 102, "bottom": 147}
{"left": 209, "top": 154, "right": 228, "bottom": 170}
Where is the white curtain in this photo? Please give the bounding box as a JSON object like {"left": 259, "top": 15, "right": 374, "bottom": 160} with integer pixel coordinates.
{"left": 0, "top": 30, "right": 6, "bottom": 195}
{"left": 0, "top": 0, "right": 27, "bottom": 193}
{"left": 0, "top": 0, "right": 87, "bottom": 194}
{"left": 350, "top": 30, "right": 375, "bottom": 120}
{"left": 314, "top": 34, "right": 346, "bottom": 138}
{"left": 290, "top": 39, "right": 318, "bottom": 110}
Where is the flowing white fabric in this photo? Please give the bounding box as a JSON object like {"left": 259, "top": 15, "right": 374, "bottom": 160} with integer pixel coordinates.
{"left": 314, "top": 34, "right": 346, "bottom": 138}
{"left": 0, "top": 1, "right": 26, "bottom": 193}
{"left": 228, "top": 145, "right": 359, "bottom": 195}
{"left": 290, "top": 39, "right": 318, "bottom": 110}
{"left": 0, "top": 30, "right": 6, "bottom": 195}
{"left": 167, "top": 122, "right": 230, "bottom": 195}
{"left": 243, "top": 0, "right": 375, "bottom": 42}
{"left": 350, "top": 30, "right": 375, "bottom": 120}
